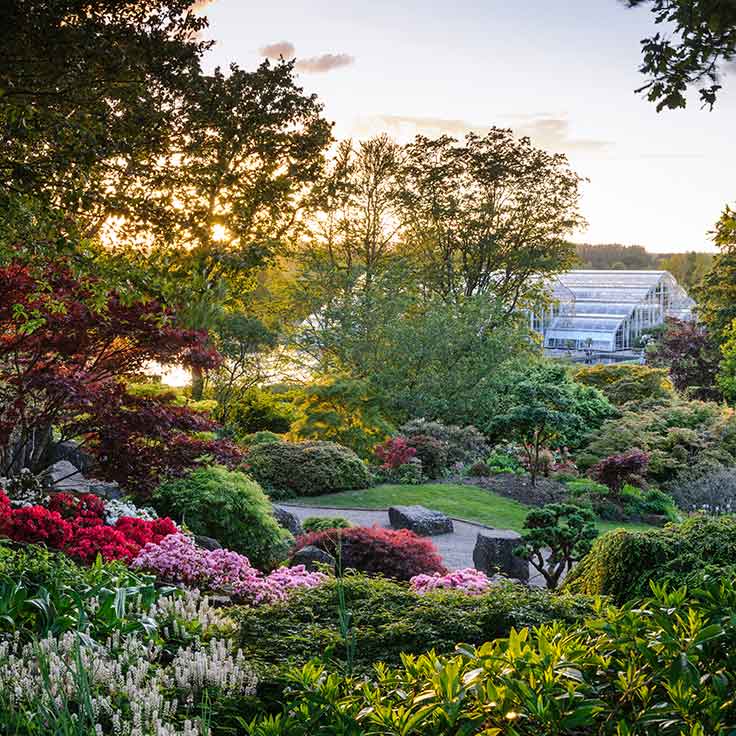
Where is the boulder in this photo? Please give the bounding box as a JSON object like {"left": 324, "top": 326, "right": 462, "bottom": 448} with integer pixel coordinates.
{"left": 388, "top": 505, "right": 454, "bottom": 536}
{"left": 41, "top": 460, "right": 89, "bottom": 491}
{"left": 290, "top": 545, "right": 335, "bottom": 572}
{"left": 272, "top": 504, "right": 303, "bottom": 536}
{"left": 48, "top": 440, "right": 92, "bottom": 474}
{"left": 473, "top": 530, "right": 529, "bottom": 583}
{"left": 40, "top": 460, "right": 123, "bottom": 499}
{"left": 194, "top": 535, "right": 222, "bottom": 550}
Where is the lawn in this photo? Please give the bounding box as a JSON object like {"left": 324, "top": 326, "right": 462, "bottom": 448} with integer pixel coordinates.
{"left": 290, "top": 483, "right": 656, "bottom": 534}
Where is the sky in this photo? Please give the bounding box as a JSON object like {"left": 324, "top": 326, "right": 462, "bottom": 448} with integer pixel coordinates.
{"left": 196, "top": 0, "right": 736, "bottom": 253}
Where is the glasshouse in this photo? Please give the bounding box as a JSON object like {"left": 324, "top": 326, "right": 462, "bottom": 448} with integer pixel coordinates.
{"left": 531, "top": 270, "right": 695, "bottom": 353}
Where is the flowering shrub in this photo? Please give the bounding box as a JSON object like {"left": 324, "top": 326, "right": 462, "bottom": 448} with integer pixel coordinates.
{"left": 103, "top": 497, "right": 158, "bottom": 525}
{"left": 2, "top": 504, "right": 72, "bottom": 548}
{"left": 132, "top": 533, "right": 326, "bottom": 605}
{"left": 410, "top": 568, "right": 493, "bottom": 595}
{"left": 591, "top": 449, "right": 650, "bottom": 493}
{"left": 0, "top": 490, "right": 178, "bottom": 564}
{"left": 374, "top": 437, "right": 416, "bottom": 469}
{"left": 48, "top": 492, "right": 106, "bottom": 525}
{"left": 292, "top": 526, "right": 447, "bottom": 581}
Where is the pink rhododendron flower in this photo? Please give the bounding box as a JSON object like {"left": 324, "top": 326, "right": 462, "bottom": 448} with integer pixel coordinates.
{"left": 410, "top": 567, "right": 493, "bottom": 595}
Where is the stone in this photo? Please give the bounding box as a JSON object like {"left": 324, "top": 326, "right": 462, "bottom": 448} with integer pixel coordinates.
{"left": 290, "top": 545, "right": 335, "bottom": 572}
{"left": 272, "top": 504, "right": 303, "bottom": 536}
{"left": 41, "top": 460, "right": 89, "bottom": 491}
{"left": 86, "top": 479, "right": 123, "bottom": 500}
{"left": 194, "top": 535, "right": 222, "bottom": 550}
{"left": 48, "top": 440, "right": 92, "bottom": 474}
{"left": 40, "top": 460, "right": 123, "bottom": 499}
{"left": 388, "top": 505, "right": 454, "bottom": 536}
{"left": 473, "top": 530, "right": 529, "bottom": 583}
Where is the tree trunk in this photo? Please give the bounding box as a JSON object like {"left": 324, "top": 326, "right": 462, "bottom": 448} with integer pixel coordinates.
{"left": 191, "top": 364, "right": 205, "bottom": 401}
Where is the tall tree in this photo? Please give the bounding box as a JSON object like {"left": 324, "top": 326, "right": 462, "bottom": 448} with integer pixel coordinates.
{"left": 697, "top": 205, "right": 736, "bottom": 341}
{"left": 0, "top": 0, "right": 209, "bottom": 233}
{"left": 625, "top": 0, "right": 736, "bottom": 110}
{"left": 397, "top": 130, "right": 583, "bottom": 307}
{"left": 115, "top": 60, "right": 331, "bottom": 396}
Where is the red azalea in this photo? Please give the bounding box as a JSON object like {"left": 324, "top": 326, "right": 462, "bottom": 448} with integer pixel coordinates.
{"left": 113, "top": 516, "right": 177, "bottom": 547}
{"left": 48, "top": 492, "right": 106, "bottom": 523}
{"left": 5, "top": 505, "right": 72, "bottom": 548}
{"left": 65, "top": 524, "right": 141, "bottom": 564}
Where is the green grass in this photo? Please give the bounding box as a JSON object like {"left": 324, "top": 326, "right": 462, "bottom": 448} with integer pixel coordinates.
{"left": 290, "top": 483, "right": 656, "bottom": 534}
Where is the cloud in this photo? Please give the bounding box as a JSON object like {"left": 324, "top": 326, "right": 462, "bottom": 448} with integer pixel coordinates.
{"left": 295, "top": 53, "right": 354, "bottom": 73}
{"left": 259, "top": 41, "right": 355, "bottom": 73}
{"left": 260, "top": 41, "right": 296, "bottom": 59}
{"left": 351, "top": 114, "right": 610, "bottom": 154}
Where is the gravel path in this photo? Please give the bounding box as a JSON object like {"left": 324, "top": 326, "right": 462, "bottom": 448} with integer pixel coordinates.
{"left": 281, "top": 504, "right": 545, "bottom": 586}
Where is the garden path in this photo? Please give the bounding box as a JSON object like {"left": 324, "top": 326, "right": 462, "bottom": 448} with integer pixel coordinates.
{"left": 281, "top": 504, "right": 546, "bottom": 586}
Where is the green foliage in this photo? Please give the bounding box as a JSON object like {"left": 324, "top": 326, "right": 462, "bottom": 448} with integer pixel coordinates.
{"left": 152, "top": 466, "right": 291, "bottom": 568}
{"left": 0, "top": 543, "right": 168, "bottom": 640}
{"left": 486, "top": 449, "right": 525, "bottom": 475}
{"left": 565, "top": 515, "right": 736, "bottom": 603}
{"left": 398, "top": 418, "right": 490, "bottom": 465}
{"left": 240, "top": 431, "right": 283, "bottom": 446}
{"left": 576, "top": 396, "right": 736, "bottom": 486}
{"left": 244, "top": 440, "right": 371, "bottom": 498}
{"left": 235, "top": 573, "right": 592, "bottom": 673}
{"left": 515, "top": 503, "right": 599, "bottom": 589}
{"left": 246, "top": 580, "right": 736, "bottom": 735}
{"left": 222, "top": 387, "right": 295, "bottom": 439}
{"left": 717, "top": 317, "right": 736, "bottom": 403}
{"left": 574, "top": 362, "right": 673, "bottom": 405}
{"left": 626, "top": 0, "right": 736, "bottom": 110}
{"left": 292, "top": 377, "right": 394, "bottom": 459}
{"left": 301, "top": 516, "right": 353, "bottom": 533}
{"left": 491, "top": 363, "right": 615, "bottom": 485}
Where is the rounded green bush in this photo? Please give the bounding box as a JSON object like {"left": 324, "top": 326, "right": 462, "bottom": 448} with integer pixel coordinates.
{"left": 152, "top": 465, "right": 291, "bottom": 569}
{"left": 565, "top": 515, "right": 736, "bottom": 603}
{"left": 301, "top": 516, "right": 353, "bottom": 533}
{"left": 244, "top": 440, "right": 371, "bottom": 497}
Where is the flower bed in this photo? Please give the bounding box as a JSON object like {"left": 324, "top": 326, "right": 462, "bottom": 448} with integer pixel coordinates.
{"left": 133, "top": 533, "right": 326, "bottom": 605}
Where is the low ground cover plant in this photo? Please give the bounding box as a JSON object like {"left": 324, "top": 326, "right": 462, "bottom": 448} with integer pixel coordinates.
{"left": 246, "top": 580, "right": 736, "bottom": 735}
{"left": 235, "top": 573, "right": 593, "bottom": 672}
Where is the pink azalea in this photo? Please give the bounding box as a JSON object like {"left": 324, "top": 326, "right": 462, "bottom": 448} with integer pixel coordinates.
{"left": 410, "top": 567, "right": 493, "bottom": 595}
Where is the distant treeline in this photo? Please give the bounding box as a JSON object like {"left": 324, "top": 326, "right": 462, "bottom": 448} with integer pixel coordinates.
{"left": 574, "top": 243, "right": 713, "bottom": 290}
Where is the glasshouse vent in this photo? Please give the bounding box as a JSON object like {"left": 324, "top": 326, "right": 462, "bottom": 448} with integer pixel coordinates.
{"left": 531, "top": 270, "right": 695, "bottom": 354}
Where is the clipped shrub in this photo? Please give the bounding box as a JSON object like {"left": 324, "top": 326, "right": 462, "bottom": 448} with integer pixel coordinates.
{"left": 302, "top": 516, "right": 353, "bottom": 533}
{"left": 405, "top": 434, "right": 448, "bottom": 479}
{"left": 399, "top": 418, "right": 489, "bottom": 465}
{"left": 235, "top": 573, "right": 593, "bottom": 671}
{"left": 565, "top": 515, "right": 736, "bottom": 603}
{"left": 152, "top": 466, "right": 291, "bottom": 569}
{"left": 292, "top": 527, "right": 446, "bottom": 581}
{"left": 244, "top": 440, "right": 371, "bottom": 498}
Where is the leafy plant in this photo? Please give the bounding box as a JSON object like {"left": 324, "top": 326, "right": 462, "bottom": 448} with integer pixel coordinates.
{"left": 398, "top": 419, "right": 490, "bottom": 465}
{"left": 292, "top": 527, "right": 446, "bottom": 581}
{"left": 153, "top": 466, "right": 291, "bottom": 569}
{"left": 591, "top": 449, "right": 650, "bottom": 493}
{"left": 302, "top": 516, "right": 353, "bottom": 533}
{"left": 565, "top": 514, "right": 736, "bottom": 603}
{"left": 669, "top": 466, "right": 736, "bottom": 514}
{"left": 244, "top": 440, "right": 371, "bottom": 498}
{"left": 515, "top": 503, "right": 599, "bottom": 590}
{"left": 405, "top": 435, "right": 448, "bottom": 479}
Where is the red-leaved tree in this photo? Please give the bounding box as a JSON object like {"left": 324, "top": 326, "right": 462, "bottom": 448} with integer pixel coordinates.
{"left": 0, "top": 263, "right": 241, "bottom": 493}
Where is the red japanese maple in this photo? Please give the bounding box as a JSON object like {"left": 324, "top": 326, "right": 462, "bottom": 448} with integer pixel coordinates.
{"left": 0, "top": 263, "right": 240, "bottom": 492}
